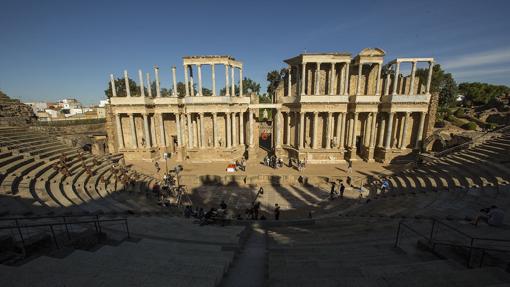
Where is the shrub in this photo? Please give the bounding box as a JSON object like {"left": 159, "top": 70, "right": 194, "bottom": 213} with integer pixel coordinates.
{"left": 462, "top": 122, "right": 477, "bottom": 130}
{"left": 435, "top": 121, "right": 446, "bottom": 128}
{"left": 454, "top": 108, "right": 465, "bottom": 118}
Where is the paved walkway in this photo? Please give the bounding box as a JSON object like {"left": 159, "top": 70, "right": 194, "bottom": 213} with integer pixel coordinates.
{"left": 220, "top": 227, "right": 267, "bottom": 287}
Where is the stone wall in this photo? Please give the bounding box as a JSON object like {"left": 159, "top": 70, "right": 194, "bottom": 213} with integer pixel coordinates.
{"left": 0, "top": 91, "right": 37, "bottom": 126}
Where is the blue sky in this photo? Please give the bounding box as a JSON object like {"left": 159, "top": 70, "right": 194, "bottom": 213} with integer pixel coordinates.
{"left": 1, "top": 0, "right": 509, "bottom": 105}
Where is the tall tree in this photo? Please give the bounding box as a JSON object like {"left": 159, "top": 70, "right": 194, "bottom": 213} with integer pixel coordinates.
{"left": 416, "top": 64, "right": 458, "bottom": 109}
{"left": 458, "top": 82, "right": 510, "bottom": 105}
{"left": 104, "top": 78, "right": 140, "bottom": 98}
{"left": 219, "top": 77, "right": 261, "bottom": 95}
{"left": 266, "top": 69, "right": 286, "bottom": 99}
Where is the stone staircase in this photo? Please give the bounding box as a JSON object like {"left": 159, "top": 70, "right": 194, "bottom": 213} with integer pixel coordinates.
{"left": 0, "top": 127, "right": 166, "bottom": 217}
{"left": 266, "top": 217, "right": 510, "bottom": 286}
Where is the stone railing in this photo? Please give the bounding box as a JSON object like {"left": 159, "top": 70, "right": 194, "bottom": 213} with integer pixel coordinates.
{"left": 110, "top": 95, "right": 250, "bottom": 106}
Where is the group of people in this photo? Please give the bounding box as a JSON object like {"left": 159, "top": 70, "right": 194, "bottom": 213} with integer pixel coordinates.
{"left": 263, "top": 155, "right": 284, "bottom": 169}
{"left": 330, "top": 180, "right": 346, "bottom": 200}
{"left": 235, "top": 158, "right": 247, "bottom": 171}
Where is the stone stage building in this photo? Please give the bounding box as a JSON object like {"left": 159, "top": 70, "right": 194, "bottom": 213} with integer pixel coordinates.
{"left": 106, "top": 49, "right": 435, "bottom": 163}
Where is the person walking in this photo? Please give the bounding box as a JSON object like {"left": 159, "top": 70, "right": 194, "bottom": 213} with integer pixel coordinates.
{"left": 330, "top": 181, "right": 337, "bottom": 200}
{"left": 274, "top": 203, "right": 280, "bottom": 220}
{"left": 347, "top": 160, "right": 353, "bottom": 174}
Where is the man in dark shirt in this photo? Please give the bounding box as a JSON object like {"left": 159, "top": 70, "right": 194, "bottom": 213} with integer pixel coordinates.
{"left": 274, "top": 203, "right": 280, "bottom": 220}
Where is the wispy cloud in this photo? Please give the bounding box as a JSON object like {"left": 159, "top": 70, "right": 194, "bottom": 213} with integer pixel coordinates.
{"left": 453, "top": 67, "right": 510, "bottom": 79}
{"left": 442, "top": 47, "right": 510, "bottom": 70}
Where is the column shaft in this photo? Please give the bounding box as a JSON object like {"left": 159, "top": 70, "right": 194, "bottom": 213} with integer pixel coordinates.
{"left": 249, "top": 110, "right": 254, "bottom": 147}
{"left": 159, "top": 113, "right": 166, "bottom": 147}
{"left": 375, "top": 63, "right": 382, "bottom": 96}
{"left": 154, "top": 67, "right": 161, "bottom": 97}
{"left": 184, "top": 65, "right": 190, "bottom": 97}
{"left": 301, "top": 63, "right": 306, "bottom": 96}
{"left": 239, "top": 112, "right": 244, "bottom": 145}
{"left": 275, "top": 110, "right": 281, "bottom": 148}
{"left": 211, "top": 64, "right": 216, "bottom": 96}
{"left": 187, "top": 113, "right": 193, "bottom": 148}
{"left": 337, "top": 113, "right": 344, "bottom": 149}
{"left": 231, "top": 66, "right": 235, "bottom": 96}
{"left": 356, "top": 64, "right": 362, "bottom": 96}
{"left": 231, "top": 112, "right": 237, "bottom": 146}
{"left": 225, "top": 65, "right": 230, "bottom": 96}
{"left": 172, "top": 66, "right": 178, "bottom": 96}
{"left": 401, "top": 112, "right": 410, "bottom": 149}
{"left": 426, "top": 62, "right": 434, "bottom": 94}
{"left": 415, "top": 112, "right": 426, "bottom": 149}
{"left": 369, "top": 113, "right": 377, "bottom": 148}
{"left": 299, "top": 112, "right": 305, "bottom": 149}
{"left": 377, "top": 116, "right": 385, "bottom": 148}
{"left": 138, "top": 70, "right": 145, "bottom": 97}
{"left": 124, "top": 70, "right": 131, "bottom": 97}
{"left": 330, "top": 63, "right": 336, "bottom": 95}
{"left": 199, "top": 113, "right": 205, "bottom": 148}
{"left": 384, "top": 113, "right": 394, "bottom": 149}
{"left": 312, "top": 112, "right": 318, "bottom": 149}
{"left": 285, "top": 113, "right": 291, "bottom": 145}
{"left": 351, "top": 113, "right": 358, "bottom": 148}
{"left": 143, "top": 114, "right": 151, "bottom": 147}
{"left": 384, "top": 73, "right": 390, "bottom": 96}
{"left": 287, "top": 66, "right": 292, "bottom": 97}
{"left": 180, "top": 114, "right": 186, "bottom": 147}
{"left": 189, "top": 66, "right": 195, "bottom": 96}
{"left": 226, "top": 113, "right": 231, "bottom": 148}
{"left": 409, "top": 61, "right": 417, "bottom": 95}
{"left": 392, "top": 63, "right": 400, "bottom": 95}
{"left": 110, "top": 74, "right": 117, "bottom": 97}
{"left": 129, "top": 114, "right": 137, "bottom": 148}
{"left": 175, "top": 113, "right": 182, "bottom": 147}
{"left": 315, "top": 63, "right": 321, "bottom": 95}
{"left": 115, "top": 114, "right": 124, "bottom": 148}
{"left": 326, "top": 112, "right": 332, "bottom": 149}
{"left": 213, "top": 113, "right": 218, "bottom": 147}
{"left": 344, "top": 63, "right": 350, "bottom": 95}
{"left": 239, "top": 68, "right": 243, "bottom": 97}
{"left": 197, "top": 65, "right": 203, "bottom": 96}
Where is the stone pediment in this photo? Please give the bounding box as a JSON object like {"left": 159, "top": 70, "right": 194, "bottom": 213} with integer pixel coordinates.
{"left": 358, "top": 48, "right": 386, "bottom": 57}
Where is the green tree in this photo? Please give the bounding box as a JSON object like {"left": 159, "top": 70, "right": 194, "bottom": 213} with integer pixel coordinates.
{"left": 219, "top": 77, "right": 261, "bottom": 95}
{"left": 458, "top": 82, "right": 510, "bottom": 105}
{"left": 104, "top": 78, "right": 140, "bottom": 98}
{"left": 266, "top": 69, "right": 286, "bottom": 98}
{"left": 416, "top": 64, "right": 458, "bottom": 109}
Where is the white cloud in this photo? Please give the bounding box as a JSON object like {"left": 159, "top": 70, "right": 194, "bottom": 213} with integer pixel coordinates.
{"left": 442, "top": 47, "right": 510, "bottom": 70}
{"left": 453, "top": 67, "right": 510, "bottom": 78}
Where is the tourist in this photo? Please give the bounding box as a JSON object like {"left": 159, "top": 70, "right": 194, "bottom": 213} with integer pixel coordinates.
{"left": 274, "top": 203, "right": 280, "bottom": 220}
{"left": 220, "top": 200, "right": 227, "bottom": 210}
{"left": 141, "top": 137, "right": 146, "bottom": 147}
{"left": 347, "top": 160, "right": 353, "bottom": 174}
{"left": 197, "top": 207, "right": 205, "bottom": 219}
{"left": 472, "top": 206, "right": 505, "bottom": 227}
{"left": 253, "top": 201, "right": 261, "bottom": 220}
{"left": 308, "top": 211, "right": 313, "bottom": 219}
{"left": 330, "top": 181, "right": 337, "bottom": 200}
{"left": 154, "top": 161, "right": 160, "bottom": 173}
{"left": 184, "top": 205, "right": 193, "bottom": 218}
{"left": 339, "top": 181, "right": 345, "bottom": 198}
{"left": 381, "top": 178, "right": 389, "bottom": 193}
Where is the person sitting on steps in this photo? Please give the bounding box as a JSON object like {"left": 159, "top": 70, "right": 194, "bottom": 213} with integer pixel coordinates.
{"left": 472, "top": 205, "right": 505, "bottom": 227}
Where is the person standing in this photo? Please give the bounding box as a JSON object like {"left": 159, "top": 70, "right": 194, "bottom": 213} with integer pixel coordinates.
{"left": 339, "top": 181, "right": 345, "bottom": 199}
{"left": 347, "top": 160, "right": 353, "bottom": 174}
{"left": 274, "top": 203, "right": 280, "bottom": 220}
{"left": 330, "top": 181, "right": 337, "bottom": 200}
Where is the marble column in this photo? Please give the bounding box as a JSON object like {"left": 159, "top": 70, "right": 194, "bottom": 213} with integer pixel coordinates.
{"left": 312, "top": 112, "right": 318, "bottom": 149}
{"left": 415, "top": 112, "right": 426, "bottom": 149}
{"left": 338, "top": 113, "right": 345, "bottom": 149}
{"left": 180, "top": 114, "right": 186, "bottom": 147}
{"left": 249, "top": 110, "right": 254, "bottom": 147}
{"left": 351, "top": 113, "right": 358, "bottom": 148}
{"left": 287, "top": 66, "right": 292, "bottom": 97}
{"left": 392, "top": 63, "right": 400, "bottom": 95}
{"left": 239, "top": 68, "right": 243, "bottom": 97}
{"left": 285, "top": 113, "right": 291, "bottom": 145}
{"left": 409, "top": 61, "right": 417, "bottom": 95}
{"left": 172, "top": 66, "right": 177, "bottom": 96}
{"left": 110, "top": 74, "right": 117, "bottom": 97}
{"left": 375, "top": 64, "right": 382, "bottom": 96}
{"left": 299, "top": 112, "right": 305, "bottom": 149}
{"left": 143, "top": 114, "right": 151, "bottom": 148}
{"left": 129, "top": 114, "right": 137, "bottom": 148}
{"left": 213, "top": 112, "right": 218, "bottom": 147}
{"left": 231, "top": 112, "right": 237, "bottom": 146}
{"left": 187, "top": 113, "right": 193, "bottom": 148}
{"left": 344, "top": 62, "right": 350, "bottom": 95}
{"left": 426, "top": 62, "right": 434, "bottom": 94}
{"left": 175, "top": 113, "right": 182, "bottom": 147}
{"left": 199, "top": 113, "right": 205, "bottom": 148}
{"left": 400, "top": 112, "right": 410, "bottom": 149}
{"left": 231, "top": 66, "right": 235, "bottom": 96}
{"left": 330, "top": 63, "right": 336, "bottom": 95}
{"left": 384, "top": 73, "right": 390, "bottom": 96}
{"left": 225, "top": 65, "right": 230, "bottom": 96}
{"left": 115, "top": 114, "right": 124, "bottom": 148}
{"left": 138, "top": 70, "right": 145, "bottom": 97}
{"left": 315, "top": 63, "right": 321, "bottom": 95}
{"left": 239, "top": 111, "right": 244, "bottom": 145}
{"left": 384, "top": 112, "right": 394, "bottom": 149}
{"left": 154, "top": 66, "right": 161, "bottom": 98}
{"left": 197, "top": 64, "right": 203, "bottom": 96}
{"left": 189, "top": 66, "right": 195, "bottom": 96}
{"left": 301, "top": 63, "right": 306, "bottom": 96}
{"left": 377, "top": 115, "right": 385, "bottom": 148}
{"left": 211, "top": 64, "right": 216, "bottom": 96}
{"left": 356, "top": 64, "right": 362, "bottom": 96}
{"left": 124, "top": 70, "right": 131, "bottom": 97}
{"left": 369, "top": 113, "right": 377, "bottom": 148}
{"left": 226, "top": 113, "right": 232, "bottom": 148}
{"left": 275, "top": 110, "right": 281, "bottom": 148}
{"left": 159, "top": 113, "right": 166, "bottom": 147}
{"left": 146, "top": 73, "right": 153, "bottom": 98}
{"left": 326, "top": 112, "right": 332, "bottom": 149}
{"left": 184, "top": 65, "right": 190, "bottom": 97}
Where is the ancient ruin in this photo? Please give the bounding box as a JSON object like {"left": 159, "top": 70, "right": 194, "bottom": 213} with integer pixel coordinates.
{"left": 107, "top": 49, "right": 435, "bottom": 163}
